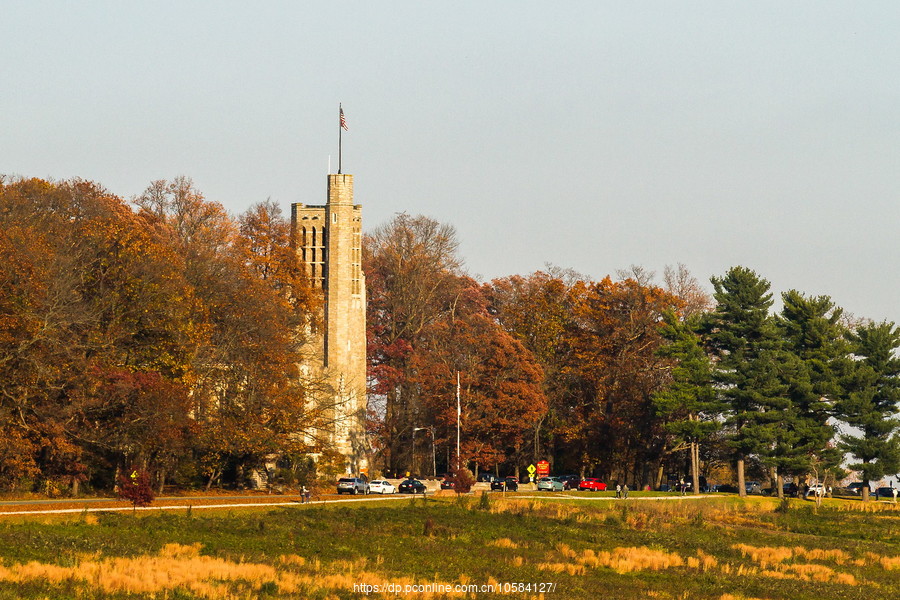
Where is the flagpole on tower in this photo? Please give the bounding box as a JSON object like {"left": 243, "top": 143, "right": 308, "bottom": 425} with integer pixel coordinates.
{"left": 338, "top": 103, "right": 348, "bottom": 174}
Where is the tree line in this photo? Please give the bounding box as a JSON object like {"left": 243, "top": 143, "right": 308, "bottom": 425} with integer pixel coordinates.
{"left": 2, "top": 177, "right": 897, "bottom": 501}
{"left": 366, "top": 217, "right": 900, "bottom": 500}
{"left": 0, "top": 176, "right": 339, "bottom": 495}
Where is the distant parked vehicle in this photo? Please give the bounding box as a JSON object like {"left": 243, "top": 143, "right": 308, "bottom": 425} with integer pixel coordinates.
{"left": 537, "top": 477, "right": 564, "bottom": 492}
{"left": 491, "top": 477, "right": 519, "bottom": 492}
{"left": 398, "top": 479, "right": 427, "bottom": 494}
{"left": 558, "top": 475, "right": 581, "bottom": 490}
{"left": 368, "top": 480, "right": 396, "bottom": 494}
{"left": 874, "top": 487, "right": 896, "bottom": 500}
{"left": 846, "top": 482, "right": 872, "bottom": 495}
{"left": 805, "top": 483, "right": 826, "bottom": 498}
{"left": 440, "top": 478, "right": 455, "bottom": 490}
{"left": 336, "top": 477, "right": 369, "bottom": 495}
{"left": 577, "top": 478, "right": 608, "bottom": 491}
{"left": 477, "top": 473, "right": 497, "bottom": 483}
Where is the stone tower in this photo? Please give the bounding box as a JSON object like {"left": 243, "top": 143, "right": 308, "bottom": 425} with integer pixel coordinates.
{"left": 291, "top": 173, "right": 367, "bottom": 475}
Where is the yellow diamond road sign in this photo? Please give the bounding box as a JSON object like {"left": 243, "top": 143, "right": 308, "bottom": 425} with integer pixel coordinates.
{"left": 527, "top": 464, "right": 536, "bottom": 475}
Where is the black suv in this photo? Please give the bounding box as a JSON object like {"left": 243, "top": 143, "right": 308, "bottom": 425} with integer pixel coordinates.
{"left": 559, "top": 475, "right": 580, "bottom": 490}
{"left": 490, "top": 476, "right": 519, "bottom": 492}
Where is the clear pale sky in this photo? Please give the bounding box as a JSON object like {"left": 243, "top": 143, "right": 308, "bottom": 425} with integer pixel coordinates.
{"left": 3, "top": 2, "right": 898, "bottom": 326}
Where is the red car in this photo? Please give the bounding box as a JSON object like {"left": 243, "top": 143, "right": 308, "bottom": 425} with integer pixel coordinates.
{"left": 578, "top": 478, "right": 608, "bottom": 491}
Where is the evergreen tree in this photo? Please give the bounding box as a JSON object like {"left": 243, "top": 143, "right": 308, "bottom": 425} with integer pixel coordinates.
{"left": 772, "top": 291, "right": 847, "bottom": 496}
{"left": 837, "top": 321, "right": 900, "bottom": 502}
{"left": 705, "top": 266, "right": 781, "bottom": 496}
{"left": 653, "top": 311, "right": 720, "bottom": 494}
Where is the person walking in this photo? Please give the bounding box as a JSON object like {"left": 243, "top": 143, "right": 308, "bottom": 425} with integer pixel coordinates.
{"left": 616, "top": 484, "right": 621, "bottom": 499}
{"left": 623, "top": 484, "right": 629, "bottom": 499}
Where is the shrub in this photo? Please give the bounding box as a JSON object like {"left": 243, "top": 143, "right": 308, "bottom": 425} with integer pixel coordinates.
{"left": 449, "top": 467, "right": 475, "bottom": 495}
{"left": 117, "top": 468, "right": 155, "bottom": 509}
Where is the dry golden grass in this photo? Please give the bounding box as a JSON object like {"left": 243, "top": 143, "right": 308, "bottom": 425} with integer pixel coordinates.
{"left": 0, "top": 543, "right": 485, "bottom": 599}
{"left": 489, "top": 537, "right": 519, "bottom": 549}
{"left": 865, "top": 552, "right": 900, "bottom": 570}
{"left": 687, "top": 549, "right": 719, "bottom": 571}
{"left": 542, "top": 545, "right": 687, "bottom": 574}
{"left": 730, "top": 543, "right": 859, "bottom": 585}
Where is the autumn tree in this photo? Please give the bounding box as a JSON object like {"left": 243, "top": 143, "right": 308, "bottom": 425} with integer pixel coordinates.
{"left": 0, "top": 177, "right": 198, "bottom": 493}
{"left": 559, "top": 277, "right": 681, "bottom": 486}
{"left": 365, "top": 214, "right": 464, "bottom": 476}
{"left": 410, "top": 280, "right": 547, "bottom": 478}
{"left": 487, "top": 270, "right": 575, "bottom": 464}
{"left": 135, "top": 179, "right": 322, "bottom": 488}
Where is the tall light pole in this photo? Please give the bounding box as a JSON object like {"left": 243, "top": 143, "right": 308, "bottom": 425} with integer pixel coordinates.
{"left": 413, "top": 427, "right": 436, "bottom": 477}
{"left": 411, "top": 427, "right": 420, "bottom": 476}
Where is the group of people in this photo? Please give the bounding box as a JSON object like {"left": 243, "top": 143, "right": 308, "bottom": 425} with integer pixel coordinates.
{"left": 615, "top": 484, "right": 629, "bottom": 499}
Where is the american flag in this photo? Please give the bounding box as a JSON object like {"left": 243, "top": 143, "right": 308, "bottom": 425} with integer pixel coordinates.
{"left": 340, "top": 107, "right": 348, "bottom": 131}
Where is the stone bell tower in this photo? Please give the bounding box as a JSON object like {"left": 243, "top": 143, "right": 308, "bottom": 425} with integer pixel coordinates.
{"left": 291, "top": 173, "right": 367, "bottom": 474}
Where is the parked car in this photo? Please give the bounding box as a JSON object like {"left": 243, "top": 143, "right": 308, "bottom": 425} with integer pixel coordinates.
{"left": 398, "top": 479, "right": 427, "bottom": 494}
{"left": 537, "top": 476, "right": 565, "bottom": 492}
{"left": 805, "top": 483, "right": 827, "bottom": 498}
{"left": 440, "top": 478, "right": 455, "bottom": 490}
{"left": 577, "top": 478, "right": 608, "bottom": 491}
{"left": 713, "top": 484, "right": 738, "bottom": 493}
{"left": 368, "top": 480, "right": 396, "bottom": 494}
{"left": 874, "top": 487, "right": 897, "bottom": 500}
{"left": 558, "top": 475, "right": 580, "bottom": 490}
{"left": 745, "top": 481, "right": 762, "bottom": 495}
{"left": 336, "top": 477, "right": 369, "bottom": 495}
{"left": 659, "top": 484, "right": 672, "bottom": 492}
{"left": 477, "top": 473, "right": 496, "bottom": 483}
{"left": 491, "top": 476, "right": 519, "bottom": 492}
{"left": 846, "top": 482, "right": 872, "bottom": 495}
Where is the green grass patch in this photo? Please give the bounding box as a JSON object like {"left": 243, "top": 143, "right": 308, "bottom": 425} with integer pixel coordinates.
{"left": 0, "top": 496, "right": 896, "bottom": 599}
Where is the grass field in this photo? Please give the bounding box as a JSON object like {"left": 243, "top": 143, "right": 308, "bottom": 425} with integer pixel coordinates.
{"left": 0, "top": 493, "right": 897, "bottom": 599}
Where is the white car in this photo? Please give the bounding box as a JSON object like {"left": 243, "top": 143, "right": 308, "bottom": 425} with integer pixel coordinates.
{"left": 805, "top": 483, "right": 827, "bottom": 498}
{"left": 368, "top": 480, "right": 397, "bottom": 494}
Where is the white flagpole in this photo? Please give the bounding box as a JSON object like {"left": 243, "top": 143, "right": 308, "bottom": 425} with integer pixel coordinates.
{"left": 456, "top": 371, "right": 461, "bottom": 471}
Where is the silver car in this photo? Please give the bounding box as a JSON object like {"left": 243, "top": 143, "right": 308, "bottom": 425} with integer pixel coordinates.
{"left": 537, "top": 476, "right": 564, "bottom": 492}
{"left": 336, "top": 477, "right": 369, "bottom": 495}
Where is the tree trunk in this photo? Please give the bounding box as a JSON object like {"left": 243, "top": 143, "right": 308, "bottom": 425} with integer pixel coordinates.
{"left": 776, "top": 471, "right": 784, "bottom": 500}
{"left": 861, "top": 480, "right": 870, "bottom": 503}
{"left": 158, "top": 470, "right": 166, "bottom": 496}
{"left": 737, "top": 457, "right": 746, "bottom": 497}
{"left": 691, "top": 441, "right": 700, "bottom": 495}
{"left": 655, "top": 464, "right": 665, "bottom": 491}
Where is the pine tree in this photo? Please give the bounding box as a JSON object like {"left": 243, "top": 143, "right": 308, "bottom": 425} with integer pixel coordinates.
{"left": 772, "top": 291, "right": 847, "bottom": 496}
{"left": 837, "top": 321, "right": 900, "bottom": 502}
{"left": 653, "top": 311, "right": 720, "bottom": 494}
{"left": 705, "top": 267, "right": 781, "bottom": 496}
